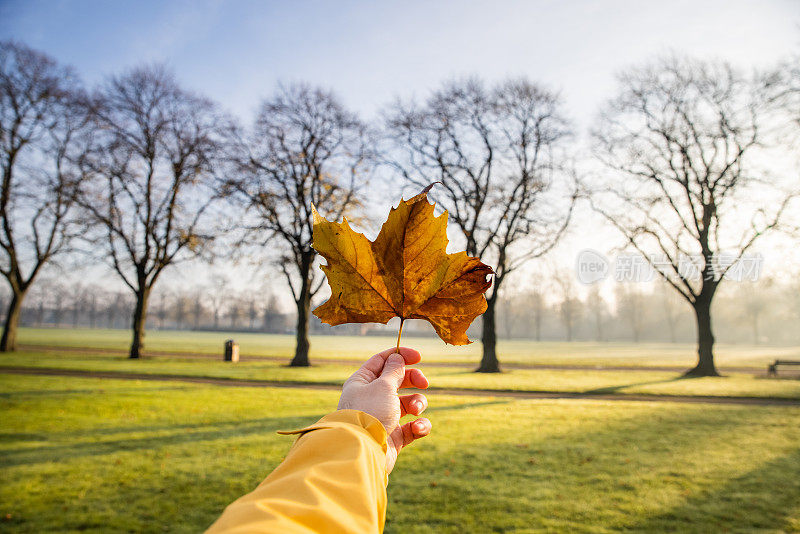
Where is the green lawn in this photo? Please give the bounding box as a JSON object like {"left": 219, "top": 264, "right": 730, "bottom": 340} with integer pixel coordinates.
{"left": 3, "top": 349, "right": 800, "bottom": 400}
{"left": 17, "top": 327, "right": 800, "bottom": 368}
{"left": 1, "top": 373, "right": 799, "bottom": 533}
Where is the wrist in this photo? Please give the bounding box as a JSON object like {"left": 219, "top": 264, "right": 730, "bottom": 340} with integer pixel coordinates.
{"left": 279, "top": 409, "right": 388, "bottom": 450}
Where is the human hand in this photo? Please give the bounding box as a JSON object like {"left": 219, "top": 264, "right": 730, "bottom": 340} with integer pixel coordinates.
{"left": 337, "top": 347, "right": 431, "bottom": 474}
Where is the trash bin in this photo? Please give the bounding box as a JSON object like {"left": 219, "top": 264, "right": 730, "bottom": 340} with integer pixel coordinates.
{"left": 224, "top": 339, "right": 239, "bottom": 362}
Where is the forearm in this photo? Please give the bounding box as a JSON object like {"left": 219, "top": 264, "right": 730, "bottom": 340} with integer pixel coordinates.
{"left": 206, "top": 410, "right": 388, "bottom": 534}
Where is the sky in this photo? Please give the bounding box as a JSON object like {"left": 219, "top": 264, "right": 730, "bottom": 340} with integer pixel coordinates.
{"left": 2, "top": 0, "right": 798, "bottom": 124}
{"left": 1, "top": 0, "right": 798, "bottom": 301}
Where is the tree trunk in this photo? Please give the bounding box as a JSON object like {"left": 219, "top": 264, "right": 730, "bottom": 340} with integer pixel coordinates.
{"left": 129, "top": 287, "right": 150, "bottom": 359}
{"left": 752, "top": 314, "right": 760, "bottom": 345}
{"left": 0, "top": 290, "right": 25, "bottom": 352}
{"left": 503, "top": 303, "right": 513, "bottom": 339}
{"left": 595, "top": 314, "right": 603, "bottom": 342}
{"left": 290, "top": 253, "right": 313, "bottom": 367}
{"left": 291, "top": 294, "right": 311, "bottom": 367}
{"left": 686, "top": 298, "right": 719, "bottom": 377}
{"left": 667, "top": 315, "right": 677, "bottom": 343}
{"left": 477, "top": 294, "right": 500, "bottom": 373}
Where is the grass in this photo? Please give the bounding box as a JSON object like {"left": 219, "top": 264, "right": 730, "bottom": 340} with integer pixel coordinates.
{"left": 17, "top": 327, "right": 800, "bottom": 368}
{"left": 3, "top": 348, "right": 800, "bottom": 400}
{"left": 1, "top": 373, "right": 799, "bottom": 533}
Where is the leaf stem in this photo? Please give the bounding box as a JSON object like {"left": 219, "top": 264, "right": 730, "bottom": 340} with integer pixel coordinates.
{"left": 396, "top": 318, "right": 405, "bottom": 353}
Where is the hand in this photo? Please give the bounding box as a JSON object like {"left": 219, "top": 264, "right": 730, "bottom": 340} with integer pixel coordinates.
{"left": 337, "top": 346, "right": 431, "bottom": 473}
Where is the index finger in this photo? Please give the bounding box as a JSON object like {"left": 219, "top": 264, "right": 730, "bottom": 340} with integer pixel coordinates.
{"left": 358, "top": 346, "right": 421, "bottom": 381}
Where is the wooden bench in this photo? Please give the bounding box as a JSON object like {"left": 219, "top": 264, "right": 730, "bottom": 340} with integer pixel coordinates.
{"left": 767, "top": 360, "right": 800, "bottom": 376}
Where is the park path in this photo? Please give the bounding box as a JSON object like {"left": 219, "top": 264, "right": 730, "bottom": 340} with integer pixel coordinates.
{"left": 2, "top": 366, "right": 799, "bottom": 406}
{"left": 17, "top": 343, "right": 768, "bottom": 374}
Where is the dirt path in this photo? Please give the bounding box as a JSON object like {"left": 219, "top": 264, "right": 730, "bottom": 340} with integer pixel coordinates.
{"left": 17, "top": 344, "right": 768, "bottom": 374}
{"left": 3, "top": 366, "right": 798, "bottom": 406}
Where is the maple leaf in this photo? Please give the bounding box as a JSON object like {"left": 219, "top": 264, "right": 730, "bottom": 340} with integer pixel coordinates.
{"left": 312, "top": 186, "right": 493, "bottom": 345}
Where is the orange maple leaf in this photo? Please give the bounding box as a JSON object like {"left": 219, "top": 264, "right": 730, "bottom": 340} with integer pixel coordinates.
{"left": 312, "top": 186, "right": 493, "bottom": 345}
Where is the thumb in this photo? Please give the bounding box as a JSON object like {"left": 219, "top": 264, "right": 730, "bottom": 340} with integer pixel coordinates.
{"left": 380, "top": 352, "right": 406, "bottom": 389}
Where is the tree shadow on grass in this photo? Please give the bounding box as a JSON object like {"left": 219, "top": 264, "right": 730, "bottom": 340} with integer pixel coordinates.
{"left": 388, "top": 403, "right": 790, "bottom": 533}
{"left": 3, "top": 400, "right": 508, "bottom": 455}
{"left": 584, "top": 374, "right": 697, "bottom": 395}
{"left": 7, "top": 412, "right": 316, "bottom": 443}
{"left": 622, "top": 447, "right": 800, "bottom": 533}
{"left": 421, "top": 370, "right": 702, "bottom": 397}
{"left": 426, "top": 400, "right": 509, "bottom": 413}
{"left": 0, "top": 432, "right": 49, "bottom": 442}
{"left": 0, "top": 414, "right": 319, "bottom": 468}
{"left": 0, "top": 385, "right": 193, "bottom": 399}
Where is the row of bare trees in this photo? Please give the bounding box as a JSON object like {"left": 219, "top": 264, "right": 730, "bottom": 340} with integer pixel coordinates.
{"left": 0, "top": 44, "right": 228, "bottom": 358}
{"left": 4, "top": 272, "right": 793, "bottom": 344}
{"left": 496, "top": 276, "right": 800, "bottom": 345}
{"left": 2, "top": 39, "right": 797, "bottom": 375}
{"left": 0, "top": 279, "right": 287, "bottom": 332}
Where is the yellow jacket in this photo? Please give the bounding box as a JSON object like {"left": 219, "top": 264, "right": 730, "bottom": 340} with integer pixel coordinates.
{"left": 206, "top": 410, "right": 388, "bottom": 533}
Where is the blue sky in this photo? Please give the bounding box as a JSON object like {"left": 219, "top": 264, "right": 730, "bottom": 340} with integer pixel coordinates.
{"left": 2, "top": 0, "right": 798, "bottom": 125}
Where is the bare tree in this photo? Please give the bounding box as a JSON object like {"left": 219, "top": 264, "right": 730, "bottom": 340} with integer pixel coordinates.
{"left": 50, "top": 282, "right": 67, "bottom": 327}
{"left": 529, "top": 288, "right": 545, "bottom": 342}
{"left": 192, "top": 292, "right": 204, "bottom": 330}
{"left": 0, "top": 286, "right": 7, "bottom": 324}
{"left": 385, "top": 77, "right": 576, "bottom": 372}
{"left": 228, "top": 292, "right": 242, "bottom": 330}
{"left": 764, "top": 53, "right": 800, "bottom": 129}
{"left": 153, "top": 289, "right": 170, "bottom": 329}
{"left": 174, "top": 291, "right": 188, "bottom": 330}
{"left": 658, "top": 278, "right": 684, "bottom": 343}
{"left": 79, "top": 65, "right": 224, "bottom": 358}
{"left": 106, "top": 290, "right": 128, "bottom": 329}
{"left": 28, "top": 279, "right": 50, "bottom": 326}
{"left": 87, "top": 290, "right": 99, "bottom": 328}
{"left": 497, "top": 290, "right": 520, "bottom": 339}
{"left": 0, "top": 41, "right": 89, "bottom": 350}
{"left": 262, "top": 293, "right": 283, "bottom": 333}
{"left": 590, "top": 56, "right": 797, "bottom": 376}
{"left": 555, "top": 271, "right": 580, "bottom": 342}
{"left": 247, "top": 297, "right": 257, "bottom": 329}
{"left": 68, "top": 283, "right": 86, "bottom": 327}
{"left": 585, "top": 285, "right": 607, "bottom": 342}
{"left": 224, "top": 84, "right": 371, "bottom": 366}
{"left": 206, "top": 273, "right": 229, "bottom": 330}
{"left": 790, "top": 276, "right": 800, "bottom": 337}
{"left": 616, "top": 284, "right": 644, "bottom": 343}
{"left": 739, "top": 277, "right": 772, "bottom": 344}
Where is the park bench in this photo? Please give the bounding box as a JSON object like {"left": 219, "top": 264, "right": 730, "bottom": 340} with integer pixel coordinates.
{"left": 767, "top": 360, "right": 800, "bottom": 376}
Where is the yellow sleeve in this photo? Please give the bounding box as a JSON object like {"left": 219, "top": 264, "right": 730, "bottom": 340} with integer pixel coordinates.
{"left": 205, "top": 409, "right": 389, "bottom": 534}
